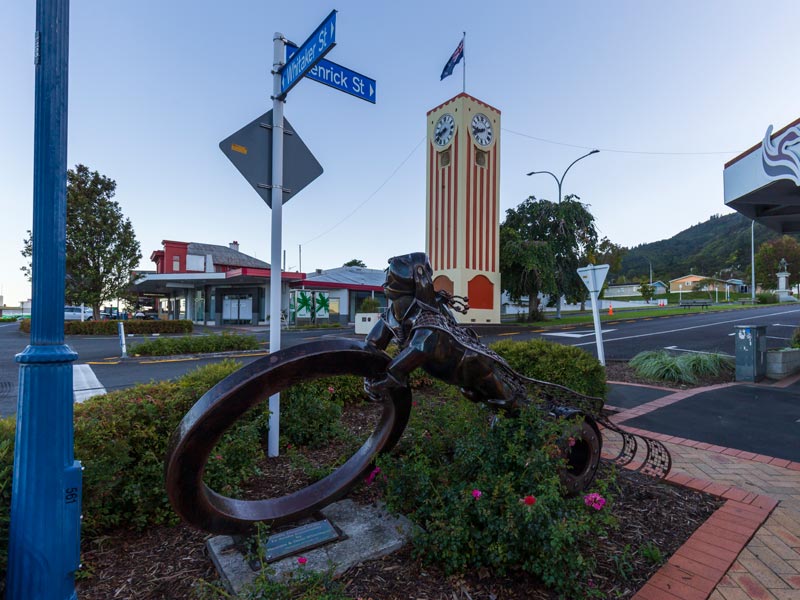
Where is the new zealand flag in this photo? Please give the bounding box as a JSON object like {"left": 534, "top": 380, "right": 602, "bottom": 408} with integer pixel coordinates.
{"left": 440, "top": 38, "right": 464, "bottom": 80}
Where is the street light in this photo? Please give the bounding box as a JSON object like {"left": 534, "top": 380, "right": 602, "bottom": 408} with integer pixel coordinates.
{"left": 527, "top": 149, "right": 600, "bottom": 203}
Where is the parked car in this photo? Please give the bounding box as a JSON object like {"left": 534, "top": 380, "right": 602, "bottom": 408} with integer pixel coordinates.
{"left": 64, "top": 306, "right": 94, "bottom": 321}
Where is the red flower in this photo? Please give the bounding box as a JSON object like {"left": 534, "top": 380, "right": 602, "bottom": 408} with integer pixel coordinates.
{"left": 522, "top": 495, "right": 537, "bottom": 506}
{"left": 297, "top": 556, "right": 308, "bottom": 565}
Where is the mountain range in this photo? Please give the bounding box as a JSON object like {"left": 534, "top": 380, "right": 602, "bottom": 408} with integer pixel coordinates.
{"left": 616, "top": 212, "right": 796, "bottom": 284}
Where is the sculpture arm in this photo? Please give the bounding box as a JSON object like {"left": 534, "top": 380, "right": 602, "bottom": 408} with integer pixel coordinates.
{"left": 365, "top": 316, "right": 394, "bottom": 350}
{"left": 365, "top": 328, "right": 433, "bottom": 399}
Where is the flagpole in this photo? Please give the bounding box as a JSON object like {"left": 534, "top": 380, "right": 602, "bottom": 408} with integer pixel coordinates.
{"left": 462, "top": 31, "right": 466, "bottom": 93}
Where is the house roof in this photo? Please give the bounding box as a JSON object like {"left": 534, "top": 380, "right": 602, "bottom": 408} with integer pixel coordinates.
{"left": 294, "top": 266, "right": 386, "bottom": 290}
{"left": 668, "top": 274, "right": 709, "bottom": 283}
{"left": 187, "top": 242, "right": 269, "bottom": 269}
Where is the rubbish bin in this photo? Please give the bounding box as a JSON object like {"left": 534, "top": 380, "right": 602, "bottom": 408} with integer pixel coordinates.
{"left": 734, "top": 325, "right": 767, "bottom": 382}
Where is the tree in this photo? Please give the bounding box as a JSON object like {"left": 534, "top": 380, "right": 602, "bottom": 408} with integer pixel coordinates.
{"left": 499, "top": 195, "right": 598, "bottom": 320}
{"left": 343, "top": 259, "right": 367, "bottom": 268}
{"left": 586, "top": 236, "right": 627, "bottom": 277}
{"left": 638, "top": 280, "right": 655, "bottom": 304}
{"left": 753, "top": 236, "right": 800, "bottom": 291}
{"left": 21, "top": 164, "right": 141, "bottom": 318}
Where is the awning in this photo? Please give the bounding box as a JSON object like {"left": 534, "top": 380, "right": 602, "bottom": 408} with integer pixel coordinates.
{"left": 724, "top": 117, "right": 800, "bottom": 233}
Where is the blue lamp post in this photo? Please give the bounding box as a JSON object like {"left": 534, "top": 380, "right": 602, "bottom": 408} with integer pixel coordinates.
{"left": 7, "top": 1, "right": 82, "bottom": 598}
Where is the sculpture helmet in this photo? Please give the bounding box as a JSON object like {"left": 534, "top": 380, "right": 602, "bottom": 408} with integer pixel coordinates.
{"left": 384, "top": 252, "right": 435, "bottom": 303}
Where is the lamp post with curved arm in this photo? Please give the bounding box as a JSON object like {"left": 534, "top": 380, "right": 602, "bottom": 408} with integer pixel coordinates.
{"left": 527, "top": 149, "right": 600, "bottom": 203}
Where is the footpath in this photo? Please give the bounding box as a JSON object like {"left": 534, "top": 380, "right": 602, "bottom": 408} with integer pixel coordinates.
{"left": 606, "top": 375, "right": 800, "bottom": 599}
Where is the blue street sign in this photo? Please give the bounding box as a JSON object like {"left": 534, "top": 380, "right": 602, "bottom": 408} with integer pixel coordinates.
{"left": 280, "top": 10, "right": 337, "bottom": 98}
{"left": 287, "top": 45, "right": 377, "bottom": 104}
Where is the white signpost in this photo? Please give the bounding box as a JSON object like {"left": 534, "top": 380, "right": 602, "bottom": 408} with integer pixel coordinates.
{"left": 220, "top": 10, "right": 375, "bottom": 457}
{"left": 577, "top": 264, "right": 610, "bottom": 366}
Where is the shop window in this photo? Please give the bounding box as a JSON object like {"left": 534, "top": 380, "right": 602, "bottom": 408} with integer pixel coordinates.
{"left": 172, "top": 256, "right": 180, "bottom": 271}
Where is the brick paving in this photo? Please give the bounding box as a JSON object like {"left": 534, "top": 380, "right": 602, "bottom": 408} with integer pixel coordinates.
{"left": 606, "top": 381, "right": 800, "bottom": 599}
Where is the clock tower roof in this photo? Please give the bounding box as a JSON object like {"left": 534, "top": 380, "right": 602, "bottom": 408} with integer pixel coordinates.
{"left": 427, "top": 92, "right": 501, "bottom": 116}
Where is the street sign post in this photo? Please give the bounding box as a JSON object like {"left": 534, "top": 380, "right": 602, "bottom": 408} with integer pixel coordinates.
{"left": 578, "top": 264, "right": 610, "bottom": 366}
{"left": 219, "top": 110, "right": 323, "bottom": 207}
{"left": 221, "top": 10, "right": 373, "bottom": 458}
{"left": 287, "top": 45, "right": 376, "bottom": 103}
{"left": 279, "top": 9, "right": 337, "bottom": 98}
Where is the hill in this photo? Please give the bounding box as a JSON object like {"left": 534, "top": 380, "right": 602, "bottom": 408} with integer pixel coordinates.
{"left": 617, "top": 212, "right": 794, "bottom": 284}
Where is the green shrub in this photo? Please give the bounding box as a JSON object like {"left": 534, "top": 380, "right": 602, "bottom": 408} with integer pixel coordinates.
{"left": 756, "top": 292, "right": 779, "bottom": 304}
{"left": 490, "top": 338, "right": 606, "bottom": 398}
{"left": 792, "top": 327, "right": 800, "bottom": 349}
{"left": 630, "top": 350, "right": 732, "bottom": 384}
{"left": 0, "top": 316, "right": 18, "bottom": 323}
{"left": 378, "top": 393, "right": 616, "bottom": 597}
{"left": 358, "top": 297, "right": 382, "bottom": 313}
{"left": 18, "top": 319, "right": 193, "bottom": 335}
{"left": 74, "top": 360, "right": 265, "bottom": 532}
{"left": 130, "top": 332, "right": 259, "bottom": 356}
{"left": 280, "top": 385, "right": 343, "bottom": 448}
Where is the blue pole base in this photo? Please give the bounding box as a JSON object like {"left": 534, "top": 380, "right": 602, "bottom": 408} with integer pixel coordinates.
{"left": 7, "top": 345, "right": 82, "bottom": 600}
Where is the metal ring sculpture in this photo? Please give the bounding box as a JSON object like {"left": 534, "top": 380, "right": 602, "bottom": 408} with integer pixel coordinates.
{"left": 164, "top": 338, "right": 410, "bottom": 535}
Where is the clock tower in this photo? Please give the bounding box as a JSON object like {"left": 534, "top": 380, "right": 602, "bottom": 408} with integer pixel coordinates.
{"left": 426, "top": 93, "right": 501, "bottom": 324}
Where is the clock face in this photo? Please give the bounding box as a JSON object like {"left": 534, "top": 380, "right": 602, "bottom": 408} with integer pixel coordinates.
{"left": 471, "top": 113, "right": 494, "bottom": 146}
{"left": 433, "top": 113, "right": 456, "bottom": 147}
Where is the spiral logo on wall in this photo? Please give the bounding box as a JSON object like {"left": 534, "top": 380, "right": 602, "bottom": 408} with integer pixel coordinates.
{"left": 761, "top": 124, "right": 800, "bottom": 186}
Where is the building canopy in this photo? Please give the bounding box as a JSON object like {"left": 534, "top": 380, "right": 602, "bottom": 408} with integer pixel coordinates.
{"left": 724, "top": 117, "right": 800, "bottom": 233}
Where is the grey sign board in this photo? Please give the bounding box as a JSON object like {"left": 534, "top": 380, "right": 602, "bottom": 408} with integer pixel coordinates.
{"left": 219, "top": 110, "right": 323, "bottom": 207}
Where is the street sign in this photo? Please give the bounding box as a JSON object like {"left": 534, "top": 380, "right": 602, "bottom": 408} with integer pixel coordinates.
{"left": 287, "top": 45, "right": 377, "bottom": 104}
{"left": 280, "top": 10, "right": 337, "bottom": 98}
{"left": 578, "top": 264, "right": 610, "bottom": 294}
{"left": 219, "top": 110, "right": 323, "bottom": 207}
{"left": 577, "top": 264, "right": 610, "bottom": 366}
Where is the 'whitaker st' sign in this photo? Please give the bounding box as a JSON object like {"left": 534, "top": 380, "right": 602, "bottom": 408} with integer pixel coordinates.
{"left": 279, "top": 10, "right": 337, "bottom": 98}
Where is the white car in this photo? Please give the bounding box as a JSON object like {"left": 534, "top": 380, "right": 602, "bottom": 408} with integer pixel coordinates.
{"left": 64, "top": 306, "right": 94, "bottom": 321}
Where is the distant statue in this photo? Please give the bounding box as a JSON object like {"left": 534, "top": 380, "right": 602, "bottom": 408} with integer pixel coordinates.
{"left": 779, "top": 258, "right": 789, "bottom": 272}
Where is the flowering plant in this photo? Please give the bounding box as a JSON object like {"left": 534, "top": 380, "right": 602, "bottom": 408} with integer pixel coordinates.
{"left": 584, "top": 492, "right": 606, "bottom": 511}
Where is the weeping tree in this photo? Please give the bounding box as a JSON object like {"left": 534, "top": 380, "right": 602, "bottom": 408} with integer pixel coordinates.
{"left": 21, "top": 164, "right": 141, "bottom": 318}
{"left": 500, "top": 195, "right": 598, "bottom": 320}
{"left": 753, "top": 235, "right": 800, "bottom": 291}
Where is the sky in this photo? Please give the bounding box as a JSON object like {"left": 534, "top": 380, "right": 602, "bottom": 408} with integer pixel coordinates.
{"left": 2, "top": 1, "right": 800, "bottom": 306}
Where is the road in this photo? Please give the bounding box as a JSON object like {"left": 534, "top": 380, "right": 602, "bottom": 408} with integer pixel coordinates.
{"left": 1, "top": 304, "right": 798, "bottom": 416}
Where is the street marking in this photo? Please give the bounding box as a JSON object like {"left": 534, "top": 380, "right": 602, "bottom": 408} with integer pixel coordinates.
{"left": 772, "top": 324, "right": 798, "bottom": 328}
{"left": 73, "top": 364, "right": 106, "bottom": 403}
{"left": 573, "top": 307, "right": 800, "bottom": 347}
{"left": 544, "top": 329, "right": 617, "bottom": 339}
{"left": 140, "top": 357, "right": 200, "bottom": 364}
{"left": 0, "top": 323, "right": 19, "bottom": 328}
{"left": 223, "top": 352, "right": 268, "bottom": 359}
{"left": 663, "top": 345, "right": 734, "bottom": 357}
{"left": 498, "top": 332, "right": 520, "bottom": 336}
{"left": 87, "top": 360, "right": 120, "bottom": 365}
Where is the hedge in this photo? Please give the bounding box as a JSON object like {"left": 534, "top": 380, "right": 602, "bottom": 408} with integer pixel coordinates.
{"left": 18, "top": 319, "right": 193, "bottom": 335}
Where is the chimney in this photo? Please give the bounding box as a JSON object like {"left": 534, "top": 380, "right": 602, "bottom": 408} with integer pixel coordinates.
{"left": 316, "top": 268, "right": 323, "bottom": 275}
{"left": 229, "top": 241, "right": 239, "bottom": 252}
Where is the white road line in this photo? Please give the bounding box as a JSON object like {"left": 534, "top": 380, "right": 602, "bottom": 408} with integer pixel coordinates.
{"left": 543, "top": 329, "right": 616, "bottom": 339}
{"left": 663, "top": 345, "right": 734, "bottom": 357}
{"left": 73, "top": 364, "right": 106, "bottom": 403}
{"left": 573, "top": 308, "right": 800, "bottom": 347}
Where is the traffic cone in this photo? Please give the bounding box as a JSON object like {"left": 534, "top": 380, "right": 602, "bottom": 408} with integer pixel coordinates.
{"left": 608, "top": 304, "right": 614, "bottom": 316}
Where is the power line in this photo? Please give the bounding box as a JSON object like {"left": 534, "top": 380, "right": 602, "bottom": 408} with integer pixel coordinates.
{"left": 502, "top": 127, "right": 743, "bottom": 156}
{"left": 301, "top": 136, "right": 426, "bottom": 246}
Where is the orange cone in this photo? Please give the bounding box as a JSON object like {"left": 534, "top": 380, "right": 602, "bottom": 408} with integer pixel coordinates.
{"left": 608, "top": 304, "right": 614, "bottom": 316}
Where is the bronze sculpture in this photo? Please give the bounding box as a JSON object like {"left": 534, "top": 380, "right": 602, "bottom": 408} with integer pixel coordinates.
{"left": 165, "top": 252, "right": 670, "bottom": 534}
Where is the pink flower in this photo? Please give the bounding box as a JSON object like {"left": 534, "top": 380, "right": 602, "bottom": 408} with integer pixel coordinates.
{"left": 297, "top": 556, "right": 307, "bottom": 565}
{"left": 472, "top": 489, "right": 482, "bottom": 500}
{"left": 327, "top": 386, "right": 335, "bottom": 394}
{"left": 522, "top": 495, "right": 537, "bottom": 506}
{"left": 568, "top": 436, "right": 576, "bottom": 447}
{"left": 584, "top": 492, "right": 606, "bottom": 511}
{"left": 215, "top": 454, "right": 223, "bottom": 461}
{"left": 365, "top": 466, "right": 381, "bottom": 485}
